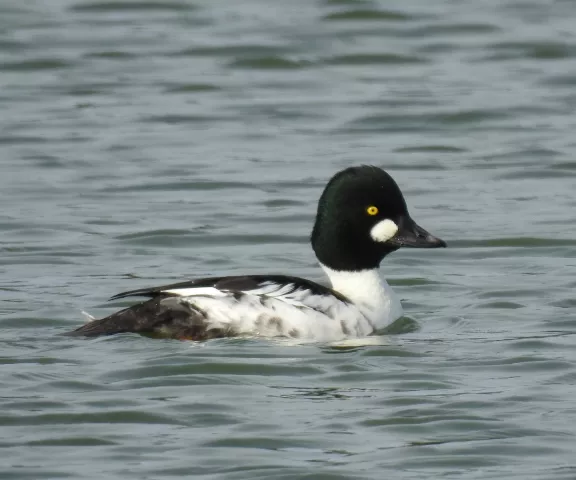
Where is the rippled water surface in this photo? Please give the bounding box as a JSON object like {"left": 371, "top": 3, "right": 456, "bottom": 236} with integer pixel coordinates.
{"left": 2, "top": 0, "right": 576, "bottom": 478}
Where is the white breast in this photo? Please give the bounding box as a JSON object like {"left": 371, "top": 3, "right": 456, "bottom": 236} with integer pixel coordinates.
{"left": 320, "top": 265, "right": 403, "bottom": 331}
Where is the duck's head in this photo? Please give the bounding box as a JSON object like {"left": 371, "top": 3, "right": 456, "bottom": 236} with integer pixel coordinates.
{"left": 311, "top": 165, "right": 446, "bottom": 271}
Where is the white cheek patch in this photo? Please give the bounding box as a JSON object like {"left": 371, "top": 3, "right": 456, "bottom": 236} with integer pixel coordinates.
{"left": 370, "top": 219, "right": 398, "bottom": 243}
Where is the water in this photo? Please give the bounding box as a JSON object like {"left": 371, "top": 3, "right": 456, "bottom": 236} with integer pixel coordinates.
{"left": 1, "top": 0, "right": 576, "bottom": 478}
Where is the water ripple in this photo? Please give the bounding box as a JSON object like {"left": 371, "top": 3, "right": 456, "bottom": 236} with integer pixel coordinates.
{"left": 1, "top": 0, "right": 576, "bottom": 478}
{"left": 70, "top": 1, "right": 196, "bottom": 12}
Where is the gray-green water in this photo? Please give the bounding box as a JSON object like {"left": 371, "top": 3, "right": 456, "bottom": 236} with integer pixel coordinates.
{"left": 2, "top": 0, "right": 576, "bottom": 478}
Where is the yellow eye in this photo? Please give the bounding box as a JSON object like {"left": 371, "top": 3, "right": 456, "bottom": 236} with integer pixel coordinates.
{"left": 366, "top": 206, "right": 379, "bottom": 216}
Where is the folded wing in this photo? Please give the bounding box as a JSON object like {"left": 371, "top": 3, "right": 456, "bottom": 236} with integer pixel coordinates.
{"left": 66, "top": 275, "right": 351, "bottom": 339}
{"left": 110, "top": 275, "right": 349, "bottom": 303}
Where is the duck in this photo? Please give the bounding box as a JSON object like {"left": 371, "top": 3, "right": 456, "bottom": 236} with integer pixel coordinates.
{"left": 66, "top": 165, "right": 446, "bottom": 341}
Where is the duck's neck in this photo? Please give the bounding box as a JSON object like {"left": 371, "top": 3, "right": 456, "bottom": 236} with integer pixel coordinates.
{"left": 320, "top": 263, "right": 403, "bottom": 325}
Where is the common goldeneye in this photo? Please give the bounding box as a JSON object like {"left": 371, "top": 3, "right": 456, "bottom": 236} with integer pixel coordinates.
{"left": 66, "top": 165, "right": 445, "bottom": 341}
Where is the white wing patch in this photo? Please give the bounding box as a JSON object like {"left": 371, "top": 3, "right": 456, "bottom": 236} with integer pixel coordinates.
{"left": 163, "top": 287, "right": 227, "bottom": 297}
{"left": 166, "top": 282, "right": 312, "bottom": 309}
{"left": 243, "top": 282, "right": 311, "bottom": 308}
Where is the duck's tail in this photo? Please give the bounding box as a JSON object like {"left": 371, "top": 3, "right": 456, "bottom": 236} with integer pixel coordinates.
{"left": 64, "top": 296, "right": 218, "bottom": 340}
